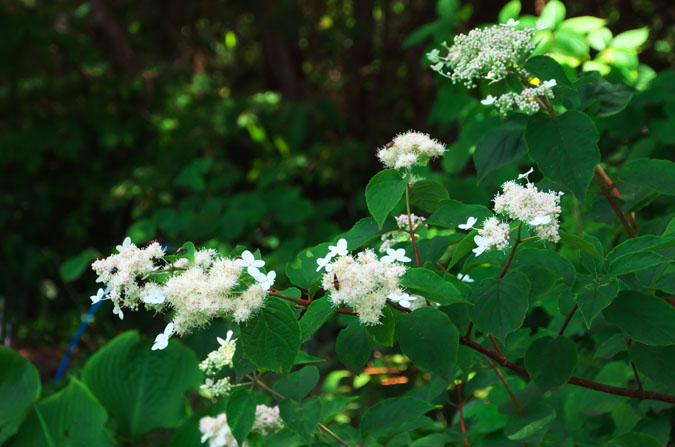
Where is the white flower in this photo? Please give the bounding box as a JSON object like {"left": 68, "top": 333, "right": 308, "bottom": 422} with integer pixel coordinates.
{"left": 472, "top": 235, "right": 489, "bottom": 256}
{"left": 316, "top": 255, "right": 334, "bottom": 273}
{"left": 328, "top": 238, "right": 348, "bottom": 257}
{"left": 458, "top": 216, "right": 477, "bottom": 230}
{"left": 90, "top": 288, "right": 105, "bottom": 304}
{"left": 115, "top": 236, "right": 132, "bottom": 253}
{"left": 501, "top": 18, "right": 520, "bottom": 27}
{"left": 518, "top": 167, "right": 534, "bottom": 181}
{"left": 388, "top": 292, "right": 418, "bottom": 308}
{"left": 217, "top": 330, "right": 234, "bottom": 347}
{"left": 235, "top": 250, "right": 265, "bottom": 275}
{"left": 381, "top": 248, "right": 411, "bottom": 264}
{"left": 536, "top": 19, "right": 548, "bottom": 30}
{"left": 542, "top": 79, "right": 557, "bottom": 89}
{"left": 529, "top": 215, "right": 552, "bottom": 226}
{"left": 113, "top": 305, "right": 124, "bottom": 320}
{"left": 481, "top": 95, "right": 496, "bottom": 105}
{"left": 457, "top": 273, "right": 475, "bottom": 283}
{"left": 253, "top": 270, "right": 276, "bottom": 290}
{"left": 143, "top": 287, "right": 165, "bottom": 304}
{"left": 152, "top": 322, "right": 174, "bottom": 351}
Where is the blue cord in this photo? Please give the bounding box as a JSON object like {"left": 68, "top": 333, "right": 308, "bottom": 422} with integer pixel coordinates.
{"left": 54, "top": 295, "right": 105, "bottom": 381}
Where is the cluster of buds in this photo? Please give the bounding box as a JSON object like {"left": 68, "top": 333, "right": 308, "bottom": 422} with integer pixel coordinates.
{"left": 198, "top": 331, "right": 238, "bottom": 397}
{"left": 377, "top": 131, "right": 446, "bottom": 170}
{"left": 199, "top": 404, "right": 283, "bottom": 447}
{"left": 379, "top": 214, "right": 428, "bottom": 253}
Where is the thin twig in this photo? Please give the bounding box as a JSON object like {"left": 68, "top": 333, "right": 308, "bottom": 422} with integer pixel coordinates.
{"left": 457, "top": 383, "right": 469, "bottom": 446}
{"left": 485, "top": 358, "right": 523, "bottom": 417}
{"left": 499, "top": 222, "right": 522, "bottom": 280}
{"left": 593, "top": 168, "right": 635, "bottom": 238}
{"left": 405, "top": 184, "right": 421, "bottom": 268}
{"left": 559, "top": 304, "right": 578, "bottom": 336}
{"left": 269, "top": 292, "right": 357, "bottom": 316}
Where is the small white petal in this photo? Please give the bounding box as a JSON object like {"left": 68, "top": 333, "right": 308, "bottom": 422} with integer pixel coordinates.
{"left": 501, "top": 18, "right": 520, "bottom": 27}
{"left": 325, "top": 263, "right": 334, "bottom": 273}
{"left": 143, "top": 287, "right": 165, "bottom": 304}
{"left": 164, "top": 322, "right": 175, "bottom": 336}
{"left": 458, "top": 216, "right": 477, "bottom": 230}
{"left": 518, "top": 167, "right": 534, "bottom": 180}
{"left": 529, "top": 215, "right": 552, "bottom": 226}
{"left": 543, "top": 79, "right": 557, "bottom": 89}
{"left": 536, "top": 19, "right": 548, "bottom": 30}
{"left": 481, "top": 95, "right": 496, "bottom": 105}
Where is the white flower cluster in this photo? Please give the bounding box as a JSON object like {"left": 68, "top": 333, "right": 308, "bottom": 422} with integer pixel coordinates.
{"left": 380, "top": 214, "right": 427, "bottom": 253}
{"left": 457, "top": 168, "right": 563, "bottom": 256}
{"left": 199, "top": 405, "right": 283, "bottom": 447}
{"left": 377, "top": 131, "right": 446, "bottom": 170}
{"left": 93, "top": 243, "right": 274, "bottom": 349}
{"left": 428, "top": 21, "right": 557, "bottom": 115}
{"left": 321, "top": 249, "right": 407, "bottom": 325}
{"left": 199, "top": 331, "right": 237, "bottom": 397}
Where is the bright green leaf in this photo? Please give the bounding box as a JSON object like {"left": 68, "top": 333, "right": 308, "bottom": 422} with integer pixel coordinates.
{"left": 400, "top": 268, "right": 467, "bottom": 305}
{"left": 226, "top": 388, "right": 257, "bottom": 446}
{"left": 574, "top": 276, "right": 619, "bottom": 328}
{"left": 365, "top": 169, "right": 407, "bottom": 229}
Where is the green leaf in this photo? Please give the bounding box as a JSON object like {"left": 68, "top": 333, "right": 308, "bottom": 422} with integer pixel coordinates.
{"left": 447, "top": 232, "right": 477, "bottom": 270}
{"left": 226, "top": 388, "right": 257, "bottom": 446}
{"left": 0, "top": 347, "right": 41, "bottom": 444}
{"left": 559, "top": 232, "right": 601, "bottom": 257}
{"left": 540, "top": 0, "right": 565, "bottom": 27}
{"left": 575, "top": 75, "right": 634, "bottom": 117}
{"left": 511, "top": 248, "right": 576, "bottom": 284}
{"left": 498, "top": 0, "right": 521, "bottom": 24}
{"left": 610, "top": 432, "right": 662, "bottom": 447}
{"left": 82, "top": 331, "right": 201, "bottom": 441}
{"left": 469, "top": 271, "right": 531, "bottom": 342}
{"left": 263, "top": 429, "right": 305, "bottom": 447}
{"left": 59, "top": 248, "right": 98, "bottom": 282}
{"left": 241, "top": 298, "right": 301, "bottom": 373}
{"left": 524, "top": 336, "right": 577, "bottom": 390}
{"left": 279, "top": 397, "right": 322, "bottom": 441}
{"left": 286, "top": 243, "right": 330, "bottom": 291}
{"left": 558, "top": 16, "right": 606, "bottom": 33}
{"left": 427, "top": 200, "right": 493, "bottom": 228}
{"left": 603, "top": 291, "right": 675, "bottom": 346}
{"left": 524, "top": 55, "right": 572, "bottom": 87}
{"left": 366, "top": 307, "right": 395, "bottom": 346}
{"left": 395, "top": 307, "right": 459, "bottom": 377}
{"left": 473, "top": 118, "right": 527, "bottom": 181}
{"left": 619, "top": 158, "right": 675, "bottom": 195}
{"left": 300, "top": 298, "right": 336, "bottom": 342}
{"left": 588, "top": 27, "right": 613, "bottom": 51}
{"left": 337, "top": 217, "right": 395, "bottom": 251}
{"left": 360, "top": 397, "right": 435, "bottom": 434}
{"left": 408, "top": 180, "right": 449, "bottom": 212}
{"left": 574, "top": 276, "right": 619, "bottom": 328}
{"left": 525, "top": 111, "right": 599, "bottom": 199}
{"left": 274, "top": 366, "right": 320, "bottom": 402}
{"left": 504, "top": 401, "right": 556, "bottom": 441}
{"left": 608, "top": 251, "right": 670, "bottom": 276}
{"left": 336, "top": 320, "right": 376, "bottom": 372}
{"left": 365, "top": 169, "right": 407, "bottom": 229}
{"left": 400, "top": 268, "right": 467, "bottom": 305}
{"left": 612, "top": 27, "right": 649, "bottom": 49}
{"left": 629, "top": 343, "right": 675, "bottom": 388}
{"left": 14, "top": 380, "right": 115, "bottom": 447}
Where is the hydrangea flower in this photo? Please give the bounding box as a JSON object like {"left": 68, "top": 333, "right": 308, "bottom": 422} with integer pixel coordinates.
{"left": 200, "top": 331, "right": 237, "bottom": 396}
{"left": 387, "top": 292, "right": 418, "bottom": 308}
{"left": 377, "top": 131, "right": 446, "bottom": 170}
{"left": 458, "top": 216, "right": 477, "bottom": 230}
{"left": 234, "top": 250, "right": 265, "bottom": 275}
{"left": 252, "top": 270, "right": 276, "bottom": 290}
{"left": 381, "top": 248, "right": 412, "bottom": 264}
{"left": 380, "top": 214, "right": 428, "bottom": 253}
{"left": 316, "top": 255, "right": 334, "bottom": 273}
{"left": 328, "top": 238, "right": 348, "bottom": 257}
{"left": 473, "top": 217, "right": 511, "bottom": 256}
{"left": 152, "top": 322, "right": 174, "bottom": 351}
{"left": 90, "top": 288, "right": 105, "bottom": 304}
{"left": 457, "top": 273, "right": 475, "bottom": 283}
{"left": 200, "top": 405, "right": 283, "bottom": 447}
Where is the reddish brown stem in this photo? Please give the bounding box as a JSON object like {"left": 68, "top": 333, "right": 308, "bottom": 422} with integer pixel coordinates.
{"left": 626, "top": 338, "right": 643, "bottom": 392}
{"left": 465, "top": 322, "right": 474, "bottom": 339}
{"left": 269, "top": 292, "right": 356, "bottom": 316}
{"left": 593, "top": 168, "right": 636, "bottom": 238}
{"left": 559, "top": 304, "right": 578, "bottom": 336}
{"left": 499, "top": 223, "right": 522, "bottom": 280}
{"left": 486, "top": 357, "right": 524, "bottom": 417}
{"left": 457, "top": 384, "right": 469, "bottom": 447}
{"left": 489, "top": 334, "right": 505, "bottom": 360}
{"left": 405, "top": 184, "right": 421, "bottom": 268}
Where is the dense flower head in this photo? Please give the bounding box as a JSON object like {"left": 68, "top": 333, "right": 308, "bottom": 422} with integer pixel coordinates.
{"left": 380, "top": 214, "right": 427, "bottom": 253}
{"left": 486, "top": 81, "right": 556, "bottom": 115}
{"left": 322, "top": 249, "right": 407, "bottom": 325}
{"left": 473, "top": 217, "right": 511, "bottom": 256}
{"left": 377, "top": 131, "right": 446, "bottom": 170}
{"left": 493, "top": 179, "right": 563, "bottom": 242}
{"left": 199, "top": 405, "right": 283, "bottom": 447}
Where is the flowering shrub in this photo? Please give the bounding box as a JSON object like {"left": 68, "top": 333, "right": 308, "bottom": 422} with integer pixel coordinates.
{"left": 3, "top": 5, "right": 675, "bottom": 447}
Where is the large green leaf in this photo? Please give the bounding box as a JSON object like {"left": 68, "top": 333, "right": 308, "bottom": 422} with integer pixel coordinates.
{"left": 360, "top": 397, "right": 435, "bottom": 434}
{"left": 365, "top": 169, "right": 407, "bottom": 229}
{"left": 286, "top": 243, "right": 330, "bottom": 291}
{"left": 336, "top": 320, "right": 376, "bottom": 372}
{"left": 504, "top": 401, "right": 556, "bottom": 442}
{"left": 469, "top": 271, "right": 531, "bottom": 341}
{"left": 610, "top": 432, "right": 662, "bottom": 447}
{"left": 336, "top": 217, "right": 395, "bottom": 251}
{"left": 473, "top": 118, "right": 527, "bottom": 181}
{"left": 603, "top": 291, "right": 675, "bottom": 346}
{"left": 629, "top": 343, "right": 675, "bottom": 388}
{"left": 241, "top": 298, "right": 301, "bottom": 373}
{"left": 395, "top": 307, "right": 458, "bottom": 377}
{"left": 510, "top": 248, "right": 576, "bottom": 284}
{"left": 0, "top": 347, "right": 41, "bottom": 444}
{"left": 525, "top": 111, "right": 599, "bottom": 199}
{"left": 524, "top": 55, "right": 572, "bottom": 87}
{"left": 274, "top": 366, "right": 319, "bottom": 402}
{"left": 427, "top": 200, "right": 493, "bottom": 228}
{"left": 226, "top": 388, "right": 257, "bottom": 446}
{"left": 299, "top": 297, "right": 336, "bottom": 342}
{"left": 14, "top": 380, "right": 115, "bottom": 447}
{"left": 619, "top": 158, "right": 675, "bottom": 195}
{"left": 366, "top": 306, "right": 395, "bottom": 346}
{"left": 400, "top": 268, "right": 467, "bottom": 305}
{"left": 408, "top": 179, "right": 449, "bottom": 212}
{"left": 574, "top": 276, "right": 619, "bottom": 328}
{"left": 279, "top": 397, "right": 322, "bottom": 442}
{"left": 82, "top": 331, "right": 201, "bottom": 441}
{"left": 525, "top": 336, "right": 577, "bottom": 390}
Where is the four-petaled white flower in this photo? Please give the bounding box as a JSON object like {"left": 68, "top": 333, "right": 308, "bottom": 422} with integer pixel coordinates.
{"left": 217, "top": 330, "right": 234, "bottom": 346}
{"left": 481, "top": 95, "right": 496, "bottom": 105}
{"left": 328, "top": 238, "right": 348, "bottom": 257}
{"left": 235, "top": 250, "right": 265, "bottom": 275}
{"left": 458, "top": 216, "right": 477, "bottom": 230}
{"left": 518, "top": 167, "right": 534, "bottom": 181}
{"left": 536, "top": 19, "right": 548, "bottom": 30}
{"left": 316, "top": 255, "right": 334, "bottom": 273}
{"left": 381, "top": 248, "right": 411, "bottom": 264}
{"left": 113, "top": 305, "right": 124, "bottom": 320}
{"left": 387, "top": 292, "right": 418, "bottom": 308}
{"left": 253, "top": 270, "right": 276, "bottom": 290}
{"left": 542, "top": 79, "right": 557, "bottom": 89}
{"left": 152, "top": 322, "right": 175, "bottom": 351}
{"left": 143, "top": 287, "right": 166, "bottom": 304}
{"left": 529, "top": 215, "right": 552, "bottom": 226}
{"left": 90, "top": 288, "right": 105, "bottom": 304}
{"left": 116, "top": 236, "right": 132, "bottom": 253}
{"left": 472, "top": 235, "right": 489, "bottom": 256}
{"left": 457, "top": 273, "right": 475, "bottom": 283}
{"left": 501, "top": 18, "right": 520, "bottom": 27}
